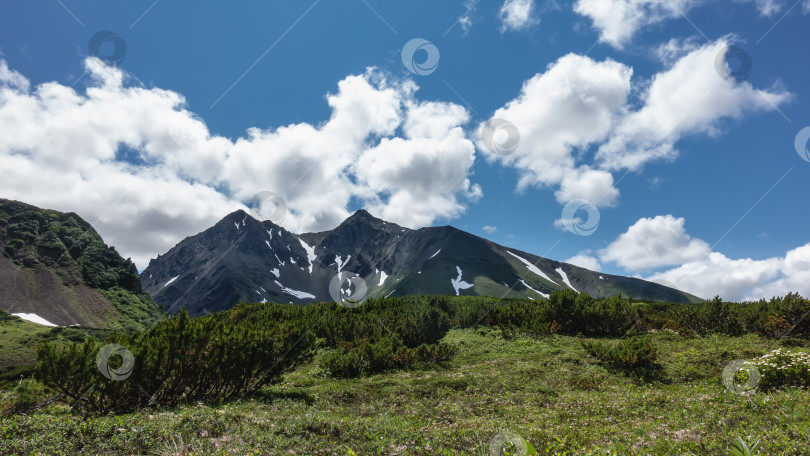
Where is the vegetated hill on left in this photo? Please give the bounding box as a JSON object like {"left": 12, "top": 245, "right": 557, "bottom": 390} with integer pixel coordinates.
{"left": 0, "top": 198, "right": 165, "bottom": 331}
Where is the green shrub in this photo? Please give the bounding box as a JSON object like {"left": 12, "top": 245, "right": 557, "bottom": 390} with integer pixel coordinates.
{"left": 36, "top": 306, "right": 314, "bottom": 414}
{"left": 582, "top": 336, "right": 659, "bottom": 370}
{"left": 320, "top": 337, "right": 457, "bottom": 378}
{"left": 1, "top": 379, "right": 48, "bottom": 415}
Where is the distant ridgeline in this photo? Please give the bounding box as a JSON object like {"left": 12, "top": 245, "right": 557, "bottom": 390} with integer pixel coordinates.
{"left": 0, "top": 199, "right": 164, "bottom": 331}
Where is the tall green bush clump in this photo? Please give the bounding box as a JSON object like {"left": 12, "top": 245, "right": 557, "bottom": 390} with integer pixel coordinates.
{"left": 666, "top": 293, "right": 809, "bottom": 337}
{"left": 36, "top": 304, "right": 314, "bottom": 414}
{"left": 315, "top": 297, "right": 456, "bottom": 377}
{"left": 581, "top": 336, "right": 659, "bottom": 370}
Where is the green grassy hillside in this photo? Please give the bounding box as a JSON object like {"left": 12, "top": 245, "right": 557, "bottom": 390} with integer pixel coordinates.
{"left": 0, "top": 198, "right": 166, "bottom": 330}
{"left": 1, "top": 329, "right": 808, "bottom": 455}
{"left": 1, "top": 292, "right": 808, "bottom": 455}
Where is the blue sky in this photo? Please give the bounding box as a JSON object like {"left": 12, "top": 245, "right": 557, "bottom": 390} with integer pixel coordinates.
{"left": 0, "top": 0, "right": 808, "bottom": 300}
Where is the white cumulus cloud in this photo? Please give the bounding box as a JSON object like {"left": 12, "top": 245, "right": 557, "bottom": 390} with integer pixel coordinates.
{"left": 499, "top": 0, "right": 539, "bottom": 31}
{"left": 480, "top": 38, "right": 789, "bottom": 214}
{"left": 0, "top": 58, "right": 480, "bottom": 269}
{"left": 736, "top": 0, "right": 783, "bottom": 16}
{"left": 601, "top": 214, "right": 810, "bottom": 301}
{"left": 573, "top": 0, "right": 699, "bottom": 49}
{"left": 565, "top": 253, "right": 602, "bottom": 271}
{"left": 596, "top": 38, "right": 792, "bottom": 171}
{"left": 478, "top": 53, "right": 632, "bottom": 208}
{"left": 599, "top": 215, "right": 710, "bottom": 271}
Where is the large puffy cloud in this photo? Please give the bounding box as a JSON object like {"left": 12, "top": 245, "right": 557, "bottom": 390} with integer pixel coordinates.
{"left": 647, "top": 251, "right": 793, "bottom": 302}
{"left": 573, "top": 0, "right": 699, "bottom": 49}
{"left": 0, "top": 59, "right": 479, "bottom": 269}
{"left": 600, "top": 214, "right": 809, "bottom": 301}
{"left": 599, "top": 215, "right": 710, "bottom": 270}
{"left": 596, "top": 39, "right": 792, "bottom": 171}
{"left": 478, "top": 53, "right": 632, "bottom": 207}
{"left": 480, "top": 39, "right": 791, "bottom": 216}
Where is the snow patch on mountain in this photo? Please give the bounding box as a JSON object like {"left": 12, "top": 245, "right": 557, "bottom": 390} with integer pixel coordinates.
{"left": 555, "top": 267, "right": 578, "bottom": 292}
{"left": 428, "top": 249, "right": 441, "bottom": 260}
{"left": 12, "top": 313, "right": 57, "bottom": 327}
{"left": 297, "top": 237, "right": 317, "bottom": 274}
{"left": 519, "top": 279, "right": 549, "bottom": 299}
{"left": 451, "top": 266, "right": 474, "bottom": 296}
{"left": 379, "top": 270, "right": 389, "bottom": 286}
{"left": 506, "top": 251, "right": 557, "bottom": 284}
{"left": 335, "top": 254, "right": 351, "bottom": 272}
{"left": 164, "top": 275, "right": 179, "bottom": 287}
{"left": 267, "top": 230, "right": 273, "bottom": 240}
{"left": 274, "top": 280, "right": 315, "bottom": 299}
{"left": 271, "top": 268, "right": 280, "bottom": 278}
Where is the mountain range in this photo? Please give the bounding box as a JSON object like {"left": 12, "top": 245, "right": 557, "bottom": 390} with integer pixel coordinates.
{"left": 141, "top": 209, "right": 703, "bottom": 316}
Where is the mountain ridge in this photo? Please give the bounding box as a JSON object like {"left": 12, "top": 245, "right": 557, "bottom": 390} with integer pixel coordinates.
{"left": 142, "top": 209, "right": 703, "bottom": 316}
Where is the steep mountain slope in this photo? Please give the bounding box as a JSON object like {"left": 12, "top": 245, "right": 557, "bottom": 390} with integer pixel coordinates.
{"left": 0, "top": 199, "right": 165, "bottom": 330}
{"left": 143, "top": 209, "right": 702, "bottom": 316}
{"left": 141, "top": 210, "right": 320, "bottom": 315}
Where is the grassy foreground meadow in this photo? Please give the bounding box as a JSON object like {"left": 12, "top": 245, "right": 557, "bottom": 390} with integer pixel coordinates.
{"left": 2, "top": 326, "right": 808, "bottom": 455}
